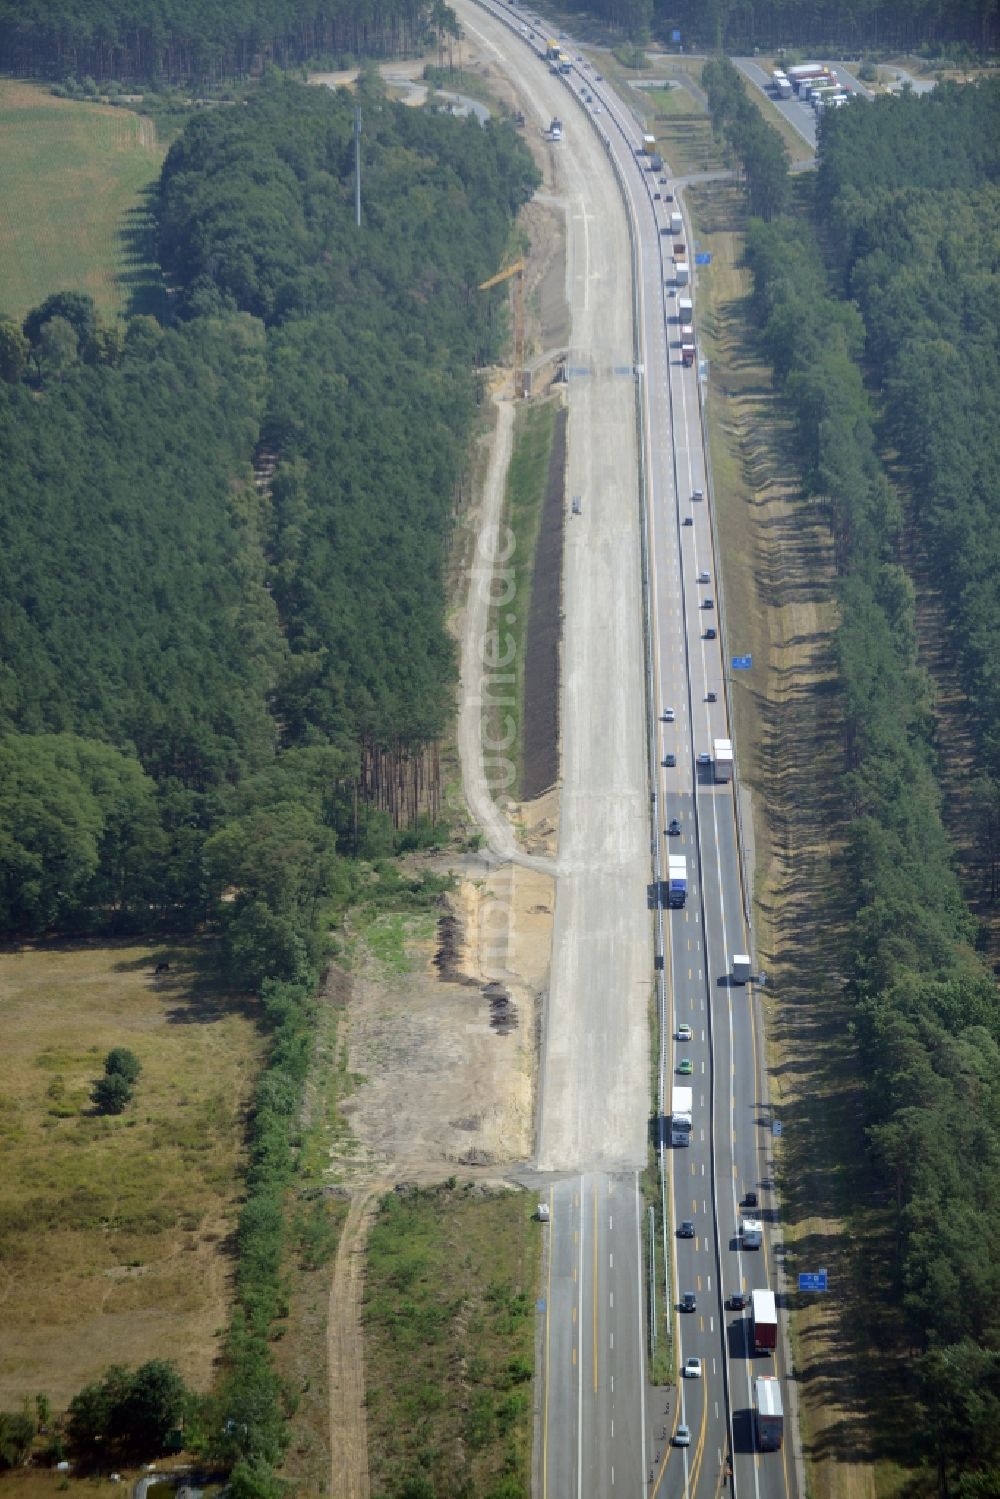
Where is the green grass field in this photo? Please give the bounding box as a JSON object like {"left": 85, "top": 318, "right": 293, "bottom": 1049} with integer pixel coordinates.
{"left": 0, "top": 81, "right": 165, "bottom": 322}
{"left": 0, "top": 941, "right": 264, "bottom": 1412}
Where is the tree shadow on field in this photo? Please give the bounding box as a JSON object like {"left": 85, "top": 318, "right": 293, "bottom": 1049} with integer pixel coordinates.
{"left": 118, "top": 183, "right": 168, "bottom": 321}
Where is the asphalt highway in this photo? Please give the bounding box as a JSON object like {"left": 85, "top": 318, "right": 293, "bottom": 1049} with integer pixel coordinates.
{"left": 455, "top": 8, "right": 798, "bottom": 1496}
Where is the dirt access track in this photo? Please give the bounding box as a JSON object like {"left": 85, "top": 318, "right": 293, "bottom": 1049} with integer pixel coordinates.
{"left": 324, "top": 37, "right": 571, "bottom": 1499}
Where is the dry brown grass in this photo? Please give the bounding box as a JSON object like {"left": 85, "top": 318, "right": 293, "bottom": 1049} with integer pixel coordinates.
{"left": 689, "top": 181, "right": 879, "bottom": 1499}
{"left": 0, "top": 940, "right": 264, "bottom": 1411}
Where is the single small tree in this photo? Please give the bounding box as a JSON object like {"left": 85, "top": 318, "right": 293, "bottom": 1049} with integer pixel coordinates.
{"left": 91, "top": 1072, "right": 133, "bottom": 1115}
{"left": 104, "top": 1048, "right": 141, "bottom": 1084}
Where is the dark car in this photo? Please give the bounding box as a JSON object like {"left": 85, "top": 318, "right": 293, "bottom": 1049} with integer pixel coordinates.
{"left": 729, "top": 1291, "right": 749, "bottom": 1310}
{"left": 664, "top": 752, "right": 677, "bottom": 768}
{"left": 743, "top": 1190, "right": 759, "bottom": 1208}
{"left": 678, "top": 1219, "right": 695, "bottom": 1238}
{"left": 704, "top": 628, "right": 717, "bottom": 640}
{"left": 683, "top": 516, "right": 694, "bottom": 526}
{"left": 668, "top": 818, "right": 681, "bottom": 836}
{"left": 681, "top": 1292, "right": 697, "bottom": 1312}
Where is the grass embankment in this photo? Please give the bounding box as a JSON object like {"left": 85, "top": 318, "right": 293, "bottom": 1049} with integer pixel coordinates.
{"left": 638, "top": 67, "right": 728, "bottom": 176}
{"left": 686, "top": 179, "right": 877, "bottom": 1499}
{"left": 0, "top": 80, "right": 165, "bottom": 321}
{"left": 364, "top": 1183, "right": 539, "bottom": 1499}
{"left": 486, "top": 399, "right": 559, "bottom": 799}
{"left": 0, "top": 942, "right": 264, "bottom": 1410}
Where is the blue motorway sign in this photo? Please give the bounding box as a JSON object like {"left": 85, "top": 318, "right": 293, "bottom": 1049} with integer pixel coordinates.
{"left": 695, "top": 252, "right": 712, "bottom": 265}
{"left": 799, "top": 1270, "right": 828, "bottom": 1293}
{"left": 772, "top": 1119, "right": 782, "bottom": 1137}
{"left": 672, "top": 29, "right": 681, "bottom": 41}
{"left": 732, "top": 654, "right": 753, "bottom": 670}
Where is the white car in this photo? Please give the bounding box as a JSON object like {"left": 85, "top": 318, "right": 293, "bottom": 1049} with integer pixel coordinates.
{"left": 676, "top": 1023, "right": 693, "bottom": 1041}
{"left": 697, "top": 570, "right": 710, "bottom": 584}
{"left": 663, "top": 707, "right": 676, "bottom": 722}
{"left": 684, "top": 1357, "right": 703, "bottom": 1379}
{"left": 673, "top": 1423, "right": 691, "bottom": 1446}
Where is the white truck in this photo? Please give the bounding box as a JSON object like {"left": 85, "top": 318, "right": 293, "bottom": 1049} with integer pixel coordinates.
{"left": 675, "top": 261, "right": 690, "bottom": 287}
{"left": 677, "top": 294, "right": 694, "bottom": 325}
{"left": 642, "top": 132, "right": 657, "bottom": 153}
{"left": 713, "top": 738, "right": 733, "bottom": 783}
{"left": 667, "top": 854, "right": 687, "bottom": 907}
{"left": 740, "top": 1217, "right": 763, "bottom": 1249}
{"left": 755, "top": 1376, "right": 783, "bottom": 1450}
{"left": 669, "top": 209, "right": 683, "bottom": 235}
{"left": 731, "top": 953, "right": 752, "bottom": 983}
{"left": 671, "top": 1085, "right": 693, "bottom": 1145}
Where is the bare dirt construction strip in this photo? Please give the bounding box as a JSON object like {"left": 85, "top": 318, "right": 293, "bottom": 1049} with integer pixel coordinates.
{"left": 692, "top": 177, "right": 877, "bottom": 1499}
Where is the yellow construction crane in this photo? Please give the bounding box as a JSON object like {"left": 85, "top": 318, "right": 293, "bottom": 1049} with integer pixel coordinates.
{"left": 478, "top": 257, "right": 526, "bottom": 398}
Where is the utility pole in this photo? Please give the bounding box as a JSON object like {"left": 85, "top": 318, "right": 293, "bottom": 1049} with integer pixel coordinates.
{"left": 354, "top": 107, "right": 362, "bottom": 229}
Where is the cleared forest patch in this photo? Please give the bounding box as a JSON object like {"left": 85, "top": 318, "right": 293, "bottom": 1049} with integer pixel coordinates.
{"left": 0, "top": 940, "right": 263, "bottom": 1410}
{"left": 0, "top": 81, "right": 165, "bottom": 320}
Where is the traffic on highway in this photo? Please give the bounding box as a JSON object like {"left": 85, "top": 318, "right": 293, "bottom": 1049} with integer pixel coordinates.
{"left": 466, "top": 5, "right": 798, "bottom": 1496}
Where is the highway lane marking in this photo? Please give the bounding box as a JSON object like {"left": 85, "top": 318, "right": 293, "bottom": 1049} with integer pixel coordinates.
{"left": 592, "top": 1188, "right": 599, "bottom": 1395}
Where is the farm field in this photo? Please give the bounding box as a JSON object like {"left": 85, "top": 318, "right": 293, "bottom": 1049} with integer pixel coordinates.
{"left": 0, "top": 81, "right": 165, "bottom": 322}
{"left": 0, "top": 941, "right": 263, "bottom": 1412}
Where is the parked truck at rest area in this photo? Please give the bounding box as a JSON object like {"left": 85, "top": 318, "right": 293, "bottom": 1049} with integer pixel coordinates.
{"left": 755, "top": 1376, "right": 784, "bottom": 1450}
{"left": 751, "top": 1288, "right": 778, "bottom": 1353}
{"left": 675, "top": 261, "right": 690, "bottom": 287}
{"left": 649, "top": 153, "right": 664, "bottom": 171}
{"left": 677, "top": 295, "right": 694, "bottom": 325}
{"left": 642, "top": 132, "right": 657, "bottom": 153}
{"left": 668, "top": 854, "right": 688, "bottom": 907}
{"left": 671, "top": 1085, "right": 693, "bottom": 1145}
{"left": 714, "top": 738, "right": 734, "bottom": 782}
{"left": 670, "top": 210, "right": 683, "bottom": 235}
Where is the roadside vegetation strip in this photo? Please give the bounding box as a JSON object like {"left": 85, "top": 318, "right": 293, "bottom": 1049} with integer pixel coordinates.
{"left": 364, "top": 1182, "right": 539, "bottom": 1499}
{"left": 0, "top": 941, "right": 264, "bottom": 1412}
{"left": 685, "top": 177, "right": 869, "bottom": 1499}
{"left": 487, "top": 398, "right": 559, "bottom": 802}
{"left": 0, "top": 80, "right": 165, "bottom": 321}
{"left": 633, "top": 68, "right": 728, "bottom": 177}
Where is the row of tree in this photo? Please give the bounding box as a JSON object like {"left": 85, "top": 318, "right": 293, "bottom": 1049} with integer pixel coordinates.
{"left": 559, "top": 0, "right": 998, "bottom": 52}
{"left": 0, "top": 0, "right": 450, "bottom": 82}
{"left": 739, "top": 72, "right": 1000, "bottom": 1494}
{"left": 702, "top": 57, "right": 790, "bottom": 219}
